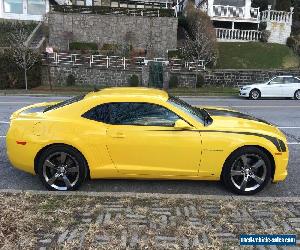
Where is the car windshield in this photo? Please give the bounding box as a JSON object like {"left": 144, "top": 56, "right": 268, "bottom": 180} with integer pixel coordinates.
{"left": 43, "top": 94, "right": 86, "bottom": 112}
{"left": 168, "top": 96, "right": 212, "bottom": 125}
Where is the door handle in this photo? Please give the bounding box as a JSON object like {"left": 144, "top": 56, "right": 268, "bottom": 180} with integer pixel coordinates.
{"left": 110, "top": 132, "right": 125, "bottom": 138}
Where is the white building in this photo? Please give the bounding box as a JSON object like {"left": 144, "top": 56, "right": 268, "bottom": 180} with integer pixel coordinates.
{"left": 0, "top": 0, "right": 51, "bottom": 21}
{"left": 197, "top": 0, "right": 294, "bottom": 44}
{"left": 0, "top": 0, "right": 72, "bottom": 21}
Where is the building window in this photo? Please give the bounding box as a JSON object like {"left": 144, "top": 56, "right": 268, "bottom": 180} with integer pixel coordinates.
{"left": 214, "top": 0, "right": 245, "bottom": 7}
{"left": 4, "top": 0, "right": 23, "bottom": 14}
{"left": 27, "top": 0, "right": 46, "bottom": 15}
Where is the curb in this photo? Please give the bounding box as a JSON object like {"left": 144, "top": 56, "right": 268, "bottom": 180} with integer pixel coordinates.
{"left": 0, "top": 93, "right": 238, "bottom": 98}
{"left": 1, "top": 189, "right": 299, "bottom": 202}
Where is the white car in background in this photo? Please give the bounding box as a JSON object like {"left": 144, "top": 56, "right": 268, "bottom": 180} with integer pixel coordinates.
{"left": 239, "top": 76, "right": 300, "bottom": 100}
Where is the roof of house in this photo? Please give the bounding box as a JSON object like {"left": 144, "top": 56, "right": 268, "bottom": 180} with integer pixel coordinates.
{"left": 214, "top": 0, "right": 246, "bottom": 7}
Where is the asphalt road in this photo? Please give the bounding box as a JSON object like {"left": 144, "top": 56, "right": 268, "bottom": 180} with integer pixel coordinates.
{"left": 0, "top": 95, "right": 299, "bottom": 197}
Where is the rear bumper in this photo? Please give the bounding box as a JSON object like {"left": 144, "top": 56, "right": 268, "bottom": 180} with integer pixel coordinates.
{"left": 6, "top": 129, "right": 40, "bottom": 175}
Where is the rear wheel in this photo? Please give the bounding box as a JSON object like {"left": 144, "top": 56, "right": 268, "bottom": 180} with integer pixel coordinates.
{"left": 37, "top": 145, "right": 88, "bottom": 191}
{"left": 294, "top": 90, "right": 300, "bottom": 100}
{"left": 249, "top": 89, "right": 260, "bottom": 100}
{"left": 222, "top": 147, "right": 272, "bottom": 195}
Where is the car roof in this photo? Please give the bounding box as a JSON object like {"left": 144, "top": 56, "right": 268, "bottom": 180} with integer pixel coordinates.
{"left": 276, "top": 75, "right": 295, "bottom": 78}
{"left": 84, "top": 87, "right": 169, "bottom": 101}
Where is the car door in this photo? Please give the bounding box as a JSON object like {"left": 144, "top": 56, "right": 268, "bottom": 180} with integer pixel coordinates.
{"left": 105, "top": 102, "right": 202, "bottom": 177}
{"left": 285, "top": 77, "right": 300, "bottom": 97}
{"left": 264, "top": 77, "right": 286, "bottom": 97}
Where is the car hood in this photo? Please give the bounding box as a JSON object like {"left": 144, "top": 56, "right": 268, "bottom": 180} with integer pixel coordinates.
{"left": 242, "top": 83, "right": 267, "bottom": 89}
{"left": 200, "top": 107, "right": 285, "bottom": 141}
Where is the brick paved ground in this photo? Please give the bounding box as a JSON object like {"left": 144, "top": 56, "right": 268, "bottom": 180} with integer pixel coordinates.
{"left": 0, "top": 191, "right": 299, "bottom": 249}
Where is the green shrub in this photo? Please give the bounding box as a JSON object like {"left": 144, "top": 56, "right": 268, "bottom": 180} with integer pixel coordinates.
{"left": 276, "top": 0, "right": 291, "bottom": 11}
{"left": 287, "top": 36, "right": 298, "bottom": 48}
{"left": 196, "top": 74, "right": 205, "bottom": 88}
{"left": 259, "top": 22, "right": 267, "bottom": 31}
{"left": 0, "top": 21, "right": 36, "bottom": 47}
{"left": 100, "top": 43, "right": 119, "bottom": 56}
{"left": 168, "top": 75, "right": 179, "bottom": 88}
{"left": 66, "top": 74, "right": 76, "bottom": 86}
{"left": 128, "top": 74, "right": 139, "bottom": 87}
{"left": 69, "top": 42, "right": 98, "bottom": 51}
{"left": 168, "top": 49, "right": 183, "bottom": 59}
{"left": 0, "top": 51, "right": 41, "bottom": 89}
{"left": 252, "top": 0, "right": 269, "bottom": 11}
{"left": 287, "top": 36, "right": 300, "bottom": 56}
{"left": 178, "top": 15, "right": 189, "bottom": 31}
{"left": 260, "top": 30, "right": 271, "bottom": 43}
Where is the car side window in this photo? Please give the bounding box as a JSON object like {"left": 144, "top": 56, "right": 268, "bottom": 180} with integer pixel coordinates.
{"left": 270, "top": 77, "right": 284, "bottom": 84}
{"left": 82, "top": 103, "right": 111, "bottom": 123}
{"left": 292, "top": 77, "right": 300, "bottom": 84}
{"left": 83, "top": 102, "right": 180, "bottom": 127}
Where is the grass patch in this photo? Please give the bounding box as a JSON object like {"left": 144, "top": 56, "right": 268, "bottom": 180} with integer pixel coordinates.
{"left": 216, "top": 42, "right": 299, "bottom": 69}
{"left": 0, "top": 192, "right": 298, "bottom": 249}
{"left": 168, "top": 86, "right": 238, "bottom": 96}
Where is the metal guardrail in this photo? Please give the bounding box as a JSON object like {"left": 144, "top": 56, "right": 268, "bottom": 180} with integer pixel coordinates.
{"left": 43, "top": 52, "right": 206, "bottom": 71}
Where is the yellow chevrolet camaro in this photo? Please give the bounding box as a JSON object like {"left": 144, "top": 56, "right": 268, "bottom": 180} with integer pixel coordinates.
{"left": 6, "top": 88, "right": 288, "bottom": 195}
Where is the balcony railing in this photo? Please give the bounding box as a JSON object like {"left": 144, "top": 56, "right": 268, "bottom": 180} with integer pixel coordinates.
{"left": 250, "top": 7, "right": 260, "bottom": 20}
{"left": 215, "top": 28, "right": 262, "bottom": 42}
{"left": 261, "top": 9, "right": 293, "bottom": 24}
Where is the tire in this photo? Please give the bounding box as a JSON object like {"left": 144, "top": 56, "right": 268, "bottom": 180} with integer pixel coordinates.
{"left": 222, "top": 147, "right": 272, "bottom": 195}
{"left": 294, "top": 90, "right": 300, "bottom": 100}
{"left": 37, "top": 145, "right": 88, "bottom": 191}
{"left": 249, "top": 89, "right": 260, "bottom": 100}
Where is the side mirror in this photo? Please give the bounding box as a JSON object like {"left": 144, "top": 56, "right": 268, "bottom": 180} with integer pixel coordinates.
{"left": 174, "top": 119, "right": 192, "bottom": 130}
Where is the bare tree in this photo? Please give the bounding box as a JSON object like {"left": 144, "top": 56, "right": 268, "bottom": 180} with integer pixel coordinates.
{"left": 182, "top": 2, "right": 218, "bottom": 85}
{"left": 8, "top": 28, "right": 40, "bottom": 90}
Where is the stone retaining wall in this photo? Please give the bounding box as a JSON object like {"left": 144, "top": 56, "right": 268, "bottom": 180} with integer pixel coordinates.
{"left": 42, "top": 65, "right": 142, "bottom": 87}
{"left": 171, "top": 69, "right": 300, "bottom": 87}
{"left": 42, "top": 65, "right": 300, "bottom": 88}
{"left": 48, "top": 12, "right": 178, "bottom": 57}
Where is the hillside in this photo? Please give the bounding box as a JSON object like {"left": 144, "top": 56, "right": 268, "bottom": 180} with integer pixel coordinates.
{"left": 216, "top": 42, "right": 299, "bottom": 69}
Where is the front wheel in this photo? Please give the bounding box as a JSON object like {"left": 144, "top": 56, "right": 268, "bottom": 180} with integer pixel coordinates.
{"left": 222, "top": 147, "right": 272, "bottom": 195}
{"left": 249, "top": 89, "right": 260, "bottom": 100}
{"left": 37, "top": 145, "right": 88, "bottom": 191}
{"left": 294, "top": 90, "right": 300, "bottom": 100}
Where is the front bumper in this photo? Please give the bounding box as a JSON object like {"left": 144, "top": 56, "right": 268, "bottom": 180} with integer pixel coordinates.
{"left": 273, "top": 151, "right": 289, "bottom": 182}
{"left": 239, "top": 88, "right": 250, "bottom": 97}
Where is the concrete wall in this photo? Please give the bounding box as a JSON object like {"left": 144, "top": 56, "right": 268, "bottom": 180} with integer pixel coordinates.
{"left": 267, "top": 21, "right": 292, "bottom": 44}
{"left": 48, "top": 12, "right": 178, "bottom": 57}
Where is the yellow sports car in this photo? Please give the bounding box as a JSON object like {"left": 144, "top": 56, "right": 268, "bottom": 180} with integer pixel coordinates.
{"left": 6, "top": 88, "right": 288, "bottom": 195}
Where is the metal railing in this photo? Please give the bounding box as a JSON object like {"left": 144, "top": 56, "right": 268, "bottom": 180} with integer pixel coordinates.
{"left": 51, "top": 5, "right": 175, "bottom": 17}
{"left": 43, "top": 52, "right": 206, "bottom": 71}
